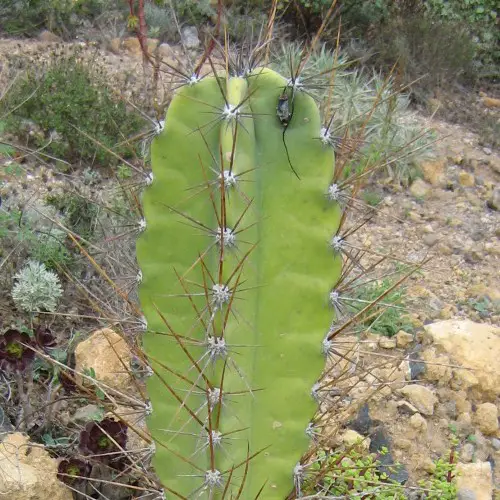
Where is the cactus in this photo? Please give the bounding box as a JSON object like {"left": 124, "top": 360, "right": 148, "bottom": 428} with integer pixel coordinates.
{"left": 136, "top": 63, "right": 342, "bottom": 498}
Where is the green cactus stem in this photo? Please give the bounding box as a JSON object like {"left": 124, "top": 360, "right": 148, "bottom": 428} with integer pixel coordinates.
{"left": 137, "top": 66, "right": 341, "bottom": 499}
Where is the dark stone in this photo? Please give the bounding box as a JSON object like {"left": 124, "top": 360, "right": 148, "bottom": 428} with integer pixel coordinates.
{"left": 409, "top": 354, "right": 426, "bottom": 380}
{"left": 349, "top": 403, "right": 372, "bottom": 436}
{"left": 486, "top": 454, "right": 495, "bottom": 471}
{"left": 369, "top": 426, "right": 409, "bottom": 485}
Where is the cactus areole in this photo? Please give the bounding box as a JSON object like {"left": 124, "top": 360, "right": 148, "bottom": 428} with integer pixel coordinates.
{"left": 137, "top": 68, "right": 341, "bottom": 499}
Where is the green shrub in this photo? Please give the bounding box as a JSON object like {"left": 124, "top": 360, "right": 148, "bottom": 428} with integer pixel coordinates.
{"left": 144, "top": 3, "right": 177, "bottom": 40}
{"left": 371, "top": 15, "right": 477, "bottom": 96}
{"left": 0, "top": 0, "right": 126, "bottom": 37}
{"left": 223, "top": 5, "right": 269, "bottom": 42}
{"left": 425, "top": 0, "right": 499, "bottom": 66}
{"left": 147, "top": 0, "right": 214, "bottom": 35}
{"left": 277, "top": 0, "right": 497, "bottom": 88}
{"left": 2, "top": 52, "right": 143, "bottom": 165}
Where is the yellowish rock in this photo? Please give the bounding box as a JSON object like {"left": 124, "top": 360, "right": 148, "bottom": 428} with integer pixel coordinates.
{"left": 399, "top": 384, "right": 437, "bottom": 416}
{"left": 420, "top": 348, "right": 452, "bottom": 385}
{"left": 378, "top": 336, "right": 397, "bottom": 349}
{"left": 409, "top": 413, "right": 427, "bottom": 433}
{"left": 75, "top": 328, "right": 133, "bottom": 392}
{"left": 409, "top": 178, "right": 431, "bottom": 198}
{"left": 395, "top": 330, "right": 414, "bottom": 348}
{"left": 341, "top": 429, "right": 370, "bottom": 452}
{"left": 456, "top": 462, "right": 493, "bottom": 500}
{"left": 474, "top": 403, "right": 499, "bottom": 436}
{"left": 38, "top": 30, "right": 62, "bottom": 43}
{"left": 451, "top": 367, "right": 479, "bottom": 391}
{"left": 419, "top": 158, "right": 446, "bottom": 185}
{"left": 458, "top": 171, "right": 475, "bottom": 187}
{"left": 121, "top": 37, "right": 159, "bottom": 56}
{"left": 109, "top": 37, "right": 122, "bottom": 54}
{"left": 0, "top": 433, "right": 72, "bottom": 500}
{"left": 482, "top": 96, "right": 500, "bottom": 108}
{"left": 424, "top": 320, "right": 500, "bottom": 399}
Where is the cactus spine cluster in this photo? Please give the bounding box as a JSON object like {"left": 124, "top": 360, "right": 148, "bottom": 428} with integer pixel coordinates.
{"left": 137, "top": 62, "right": 341, "bottom": 498}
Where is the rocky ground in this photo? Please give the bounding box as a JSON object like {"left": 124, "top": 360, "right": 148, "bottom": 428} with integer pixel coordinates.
{"left": 0, "top": 33, "right": 499, "bottom": 499}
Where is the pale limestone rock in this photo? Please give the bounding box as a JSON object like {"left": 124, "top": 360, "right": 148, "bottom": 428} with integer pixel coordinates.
{"left": 38, "top": 30, "right": 62, "bottom": 43}
{"left": 75, "top": 328, "right": 133, "bottom": 392}
{"left": 109, "top": 37, "right": 122, "bottom": 54}
{"left": 410, "top": 178, "right": 431, "bottom": 198}
{"left": 418, "top": 158, "right": 446, "bottom": 186}
{"left": 474, "top": 403, "right": 499, "bottom": 436}
{"left": 399, "top": 385, "right": 437, "bottom": 416}
{"left": 409, "top": 413, "right": 428, "bottom": 433}
{"left": 451, "top": 367, "right": 479, "bottom": 391}
{"left": 341, "top": 430, "right": 370, "bottom": 452}
{"left": 395, "top": 330, "right": 414, "bottom": 348}
{"left": 456, "top": 462, "right": 493, "bottom": 500}
{"left": 420, "top": 348, "right": 453, "bottom": 386}
{"left": 121, "top": 37, "right": 159, "bottom": 56}
{"left": 0, "top": 433, "right": 72, "bottom": 500}
{"left": 424, "top": 320, "right": 500, "bottom": 399}
{"left": 378, "top": 336, "right": 396, "bottom": 349}
{"left": 482, "top": 95, "right": 500, "bottom": 108}
{"left": 458, "top": 171, "right": 475, "bottom": 187}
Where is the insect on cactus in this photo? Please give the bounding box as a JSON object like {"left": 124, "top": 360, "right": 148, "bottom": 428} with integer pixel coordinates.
{"left": 136, "top": 40, "right": 346, "bottom": 498}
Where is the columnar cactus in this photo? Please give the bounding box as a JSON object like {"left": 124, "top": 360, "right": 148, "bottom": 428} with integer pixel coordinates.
{"left": 137, "top": 64, "right": 341, "bottom": 498}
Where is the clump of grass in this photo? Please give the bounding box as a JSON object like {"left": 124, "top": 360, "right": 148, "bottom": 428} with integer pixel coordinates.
{"left": 361, "top": 189, "right": 383, "bottom": 207}
{"left": 45, "top": 192, "right": 99, "bottom": 242}
{"left": 0, "top": 205, "right": 74, "bottom": 271}
{"left": 2, "top": 49, "right": 143, "bottom": 165}
{"left": 355, "top": 277, "right": 413, "bottom": 337}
